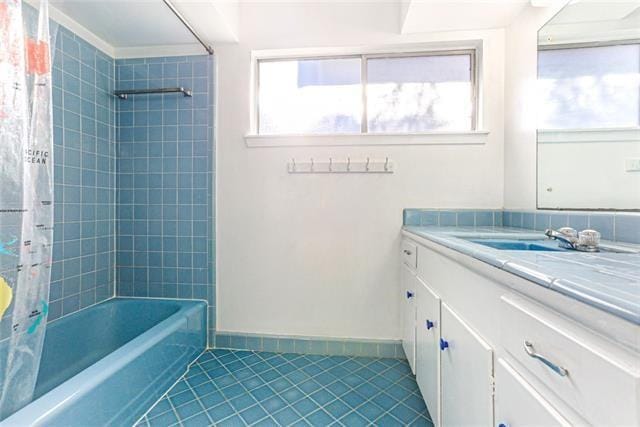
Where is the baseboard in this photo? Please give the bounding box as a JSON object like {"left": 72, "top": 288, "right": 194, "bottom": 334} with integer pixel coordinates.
{"left": 211, "top": 331, "right": 405, "bottom": 359}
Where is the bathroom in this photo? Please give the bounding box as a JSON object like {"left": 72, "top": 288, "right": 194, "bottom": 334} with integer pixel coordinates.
{"left": 0, "top": 0, "right": 638, "bottom": 425}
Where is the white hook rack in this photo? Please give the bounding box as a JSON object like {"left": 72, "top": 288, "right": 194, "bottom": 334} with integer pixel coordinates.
{"left": 287, "top": 157, "right": 394, "bottom": 174}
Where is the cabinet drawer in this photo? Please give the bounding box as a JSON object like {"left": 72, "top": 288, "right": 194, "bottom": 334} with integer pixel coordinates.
{"left": 495, "top": 358, "right": 571, "bottom": 427}
{"left": 500, "top": 295, "right": 640, "bottom": 426}
{"left": 401, "top": 240, "right": 418, "bottom": 270}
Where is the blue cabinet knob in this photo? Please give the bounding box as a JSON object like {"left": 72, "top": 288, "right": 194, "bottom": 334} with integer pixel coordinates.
{"left": 498, "top": 424, "right": 508, "bottom": 427}
{"left": 440, "top": 338, "right": 449, "bottom": 351}
{"left": 426, "top": 320, "right": 434, "bottom": 330}
{"left": 406, "top": 291, "right": 414, "bottom": 299}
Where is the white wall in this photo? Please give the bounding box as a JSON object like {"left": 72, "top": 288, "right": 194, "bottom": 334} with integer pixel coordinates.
{"left": 215, "top": 2, "right": 506, "bottom": 340}
{"left": 503, "top": 5, "right": 563, "bottom": 209}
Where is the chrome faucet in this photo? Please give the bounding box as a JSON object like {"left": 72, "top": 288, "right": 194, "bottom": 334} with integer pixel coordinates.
{"left": 545, "top": 227, "right": 601, "bottom": 252}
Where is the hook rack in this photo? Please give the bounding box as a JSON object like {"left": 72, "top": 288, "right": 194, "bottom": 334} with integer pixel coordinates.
{"left": 288, "top": 157, "right": 394, "bottom": 174}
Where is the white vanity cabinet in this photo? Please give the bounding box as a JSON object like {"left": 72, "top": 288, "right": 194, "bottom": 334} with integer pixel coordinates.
{"left": 400, "top": 232, "right": 640, "bottom": 427}
{"left": 415, "top": 278, "right": 441, "bottom": 426}
{"left": 440, "top": 303, "right": 494, "bottom": 427}
{"left": 400, "top": 262, "right": 417, "bottom": 373}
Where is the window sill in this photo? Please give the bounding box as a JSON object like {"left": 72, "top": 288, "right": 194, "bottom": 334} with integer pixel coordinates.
{"left": 244, "top": 131, "right": 490, "bottom": 148}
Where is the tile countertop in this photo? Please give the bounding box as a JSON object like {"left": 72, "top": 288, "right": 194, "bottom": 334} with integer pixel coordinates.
{"left": 403, "top": 226, "right": 640, "bottom": 325}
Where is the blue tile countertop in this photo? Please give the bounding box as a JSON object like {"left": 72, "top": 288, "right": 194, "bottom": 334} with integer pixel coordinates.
{"left": 403, "top": 226, "right": 640, "bottom": 325}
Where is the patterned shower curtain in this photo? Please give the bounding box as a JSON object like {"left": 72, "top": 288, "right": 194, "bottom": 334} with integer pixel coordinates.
{"left": 0, "top": 0, "right": 55, "bottom": 419}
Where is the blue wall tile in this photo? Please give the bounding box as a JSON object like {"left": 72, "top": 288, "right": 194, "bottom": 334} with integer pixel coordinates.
{"left": 589, "top": 214, "right": 614, "bottom": 241}
{"left": 49, "top": 25, "right": 116, "bottom": 321}
{"left": 114, "top": 55, "right": 215, "bottom": 340}
{"left": 615, "top": 214, "right": 640, "bottom": 244}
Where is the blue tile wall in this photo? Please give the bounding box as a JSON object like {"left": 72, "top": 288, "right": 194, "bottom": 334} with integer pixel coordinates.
{"left": 114, "top": 56, "right": 216, "bottom": 343}
{"left": 48, "top": 26, "right": 116, "bottom": 321}
{"left": 403, "top": 209, "right": 503, "bottom": 227}
{"left": 503, "top": 210, "right": 640, "bottom": 244}
{"left": 403, "top": 209, "right": 640, "bottom": 245}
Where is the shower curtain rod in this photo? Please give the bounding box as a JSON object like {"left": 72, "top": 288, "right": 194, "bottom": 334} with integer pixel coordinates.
{"left": 162, "top": 0, "right": 214, "bottom": 55}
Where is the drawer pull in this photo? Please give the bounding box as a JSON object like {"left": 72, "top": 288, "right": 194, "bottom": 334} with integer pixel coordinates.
{"left": 406, "top": 291, "right": 414, "bottom": 299}
{"left": 425, "top": 319, "right": 434, "bottom": 330}
{"left": 440, "top": 338, "right": 449, "bottom": 351}
{"left": 403, "top": 249, "right": 413, "bottom": 255}
{"left": 524, "top": 341, "right": 568, "bottom": 377}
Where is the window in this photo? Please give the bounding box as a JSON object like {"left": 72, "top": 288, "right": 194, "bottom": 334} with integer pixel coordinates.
{"left": 256, "top": 50, "right": 476, "bottom": 135}
{"left": 537, "top": 43, "right": 640, "bottom": 129}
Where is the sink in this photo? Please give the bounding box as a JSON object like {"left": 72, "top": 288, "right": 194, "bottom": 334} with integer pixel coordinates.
{"left": 466, "top": 239, "right": 564, "bottom": 252}
{"left": 464, "top": 238, "right": 638, "bottom": 253}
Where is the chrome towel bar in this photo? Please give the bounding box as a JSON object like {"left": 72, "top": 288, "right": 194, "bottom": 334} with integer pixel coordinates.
{"left": 113, "top": 87, "right": 192, "bottom": 100}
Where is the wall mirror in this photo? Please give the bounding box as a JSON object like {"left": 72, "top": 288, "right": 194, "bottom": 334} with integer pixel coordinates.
{"left": 537, "top": 0, "right": 640, "bottom": 210}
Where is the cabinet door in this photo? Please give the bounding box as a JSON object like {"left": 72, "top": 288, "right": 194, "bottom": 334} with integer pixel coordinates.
{"left": 401, "top": 264, "right": 417, "bottom": 373}
{"left": 495, "top": 358, "right": 571, "bottom": 427}
{"left": 441, "top": 303, "right": 493, "bottom": 427}
{"left": 416, "top": 278, "right": 441, "bottom": 426}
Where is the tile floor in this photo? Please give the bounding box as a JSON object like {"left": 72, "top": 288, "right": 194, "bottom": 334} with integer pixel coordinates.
{"left": 136, "top": 349, "right": 433, "bottom": 426}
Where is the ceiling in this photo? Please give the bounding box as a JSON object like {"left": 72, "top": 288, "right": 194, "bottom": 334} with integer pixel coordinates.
{"left": 401, "top": 0, "right": 532, "bottom": 34}
{"left": 40, "top": 0, "right": 560, "bottom": 57}
{"left": 46, "top": 0, "right": 238, "bottom": 55}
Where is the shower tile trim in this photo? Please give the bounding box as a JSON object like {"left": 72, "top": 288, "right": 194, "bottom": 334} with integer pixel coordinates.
{"left": 214, "top": 332, "right": 405, "bottom": 359}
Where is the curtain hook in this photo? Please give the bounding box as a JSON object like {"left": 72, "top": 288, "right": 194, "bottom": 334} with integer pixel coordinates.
{"left": 347, "top": 157, "right": 351, "bottom": 172}
{"left": 366, "top": 157, "right": 370, "bottom": 172}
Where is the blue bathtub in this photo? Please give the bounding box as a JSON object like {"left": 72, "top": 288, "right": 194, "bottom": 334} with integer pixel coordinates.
{"left": 1, "top": 298, "right": 206, "bottom": 426}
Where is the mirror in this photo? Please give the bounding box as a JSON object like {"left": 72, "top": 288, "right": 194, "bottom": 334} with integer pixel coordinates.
{"left": 537, "top": 0, "right": 640, "bottom": 211}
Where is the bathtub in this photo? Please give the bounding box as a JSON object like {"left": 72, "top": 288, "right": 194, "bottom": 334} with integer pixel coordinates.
{"left": 1, "top": 298, "right": 206, "bottom": 427}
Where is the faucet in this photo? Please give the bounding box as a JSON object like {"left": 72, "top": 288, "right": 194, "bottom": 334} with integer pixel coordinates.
{"left": 545, "top": 228, "right": 600, "bottom": 252}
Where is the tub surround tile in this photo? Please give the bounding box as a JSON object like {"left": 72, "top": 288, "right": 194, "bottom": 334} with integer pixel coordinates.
{"left": 135, "top": 349, "right": 432, "bottom": 427}
{"left": 113, "top": 55, "right": 216, "bottom": 343}
{"left": 403, "top": 225, "right": 640, "bottom": 325}
{"left": 47, "top": 24, "right": 116, "bottom": 323}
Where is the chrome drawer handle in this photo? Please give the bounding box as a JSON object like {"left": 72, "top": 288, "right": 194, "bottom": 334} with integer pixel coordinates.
{"left": 524, "top": 341, "right": 568, "bottom": 377}
{"left": 403, "top": 249, "right": 412, "bottom": 255}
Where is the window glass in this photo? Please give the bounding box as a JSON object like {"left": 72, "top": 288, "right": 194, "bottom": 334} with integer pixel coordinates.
{"left": 366, "top": 54, "right": 473, "bottom": 132}
{"left": 258, "top": 58, "right": 362, "bottom": 134}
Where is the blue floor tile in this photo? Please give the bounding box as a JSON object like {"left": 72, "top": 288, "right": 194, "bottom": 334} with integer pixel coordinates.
{"left": 136, "top": 349, "right": 432, "bottom": 426}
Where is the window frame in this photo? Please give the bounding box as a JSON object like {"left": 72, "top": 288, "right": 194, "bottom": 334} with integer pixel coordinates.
{"left": 253, "top": 48, "right": 478, "bottom": 136}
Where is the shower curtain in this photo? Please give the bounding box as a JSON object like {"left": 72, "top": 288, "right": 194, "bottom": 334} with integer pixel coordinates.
{"left": 0, "top": 0, "right": 55, "bottom": 418}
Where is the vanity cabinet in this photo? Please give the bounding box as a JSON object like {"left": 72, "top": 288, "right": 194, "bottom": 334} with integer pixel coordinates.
{"left": 440, "top": 303, "right": 494, "bottom": 427}
{"left": 415, "top": 278, "right": 441, "bottom": 426}
{"left": 400, "top": 263, "right": 417, "bottom": 373}
{"left": 400, "top": 232, "right": 640, "bottom": 427}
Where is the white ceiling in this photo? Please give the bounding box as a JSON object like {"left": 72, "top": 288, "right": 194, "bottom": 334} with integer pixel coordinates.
{"left": 401, "top": 0, "right": 532, "bottom": 34}
{"left": 47, "top": 0, "right": 238, "bottom": 56}
{"left": 42, "top": 0, "right": 565, "bottom": 57}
